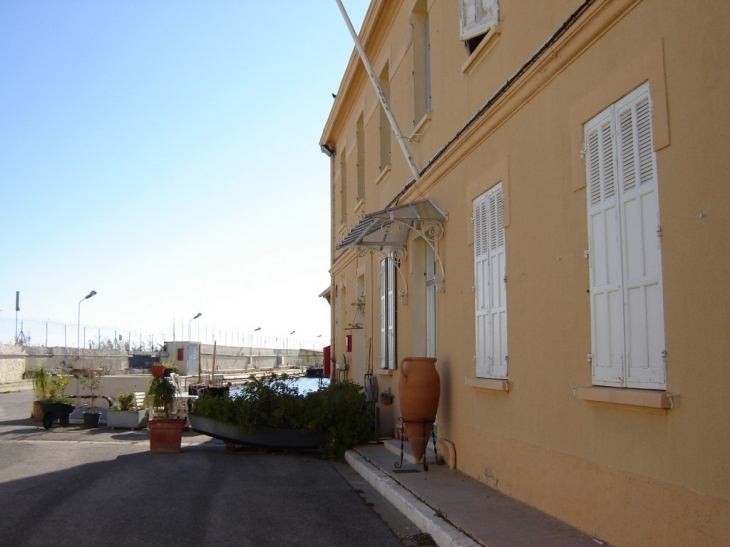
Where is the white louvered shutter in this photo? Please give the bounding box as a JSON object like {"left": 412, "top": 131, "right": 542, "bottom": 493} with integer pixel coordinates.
{"left": 616, "top": 87, "right": 665, "bottom": 389}
{"left": 459, "top": 0, "right": 499, "bottom": 40}
{"left": 386, "top": 256, "right": 396, "bottom": 369}
{"left": 474, "top": 194, "right": 491, "bottom": 377}
{"left": 474, "top": 184, "right": 507, "bottom": 378}
{"left": 380, "top": 259, "right": 388, "bottom": 369}
{"left": 586, "top": 107, "right": 625, "bottom": 387}
{"left": 489, "top": 187, "right": 508, "bottom": 378}
{"left": 426, "top": 245, "right": 437, "bottom": 358}
{"left": 586, "top": 82, "right": 666, "bottom": 389}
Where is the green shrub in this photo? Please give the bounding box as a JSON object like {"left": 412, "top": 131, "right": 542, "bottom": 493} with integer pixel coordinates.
{"left": 192, "top": 375, "right": 374, "bottom": 458}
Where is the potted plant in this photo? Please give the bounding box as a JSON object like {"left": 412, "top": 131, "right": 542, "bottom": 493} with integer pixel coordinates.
{"left": 107, "top": 391, "right": 148, "bottom": 430}
{"left": 379, "top": 388, "right": 394, "bottom": 405}
{"left": 38, "top": 374, "right": 75, "bottom": 429}
{"left": 31, "top": 365, "right": 53, "bottom": 421}
{"left": 148, "top": 375, "right": 184, "bottom": 453}
{"left": 78, "top": 367, "right": 102, "bottom": 428}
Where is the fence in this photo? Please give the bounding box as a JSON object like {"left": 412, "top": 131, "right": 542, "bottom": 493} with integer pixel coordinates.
{"left": 0, "top": 317, "right": 326, "bottom": 352}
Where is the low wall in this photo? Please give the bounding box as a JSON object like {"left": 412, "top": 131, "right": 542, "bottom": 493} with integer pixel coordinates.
{"left": 0, "top": 345, "right": 25, "bottom": 382}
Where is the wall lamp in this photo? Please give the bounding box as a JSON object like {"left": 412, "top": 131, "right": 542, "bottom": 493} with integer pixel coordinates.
{"left": 320, "top": 144, "right": 335, "bottom": 157}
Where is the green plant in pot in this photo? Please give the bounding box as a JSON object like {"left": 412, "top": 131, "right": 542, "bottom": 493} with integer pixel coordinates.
{"left": 37, "top": 373, "right": 75, "bottom": 429}
{"left": 31, "top": 366, "right": 52, "bottom": 420}
{"left": 107, "top": 391, "right": 148, "bottom": 430}
{"left": 78, "top": 368, "right": 102, "bottom": 428}
{"left": 148, "top": 375, "right": 184, "bottom": 453}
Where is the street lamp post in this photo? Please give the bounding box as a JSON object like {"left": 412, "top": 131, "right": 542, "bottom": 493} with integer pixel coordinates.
{"left": 77, "top": 290, "right": 97, "bottom": 350}
{"left": 188, "top": 313, "right": 202, "bottom": 341}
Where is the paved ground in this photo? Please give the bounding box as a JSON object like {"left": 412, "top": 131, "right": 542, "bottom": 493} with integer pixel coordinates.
{"left": 0, "top": 389, "right": 430, "bottom": 547}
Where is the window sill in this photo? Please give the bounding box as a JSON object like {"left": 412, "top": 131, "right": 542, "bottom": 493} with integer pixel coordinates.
{"left": 376, "top": 368, "right": 394, "bottom": 376}
{"left": 409, "top": 111, "right": 432, "bottom": 142}
{"left": 354, "top": 198, "right": 365, "bottom": 215}
{"left": 465, "top": 377, "right": 510, "bottom": 392}
{"left": 573, "top": 386, "right": 677, "bottom": 409}
{"left": 375, "top": 165, "right": 391, "bottom": 186}
{"left": 461, "top": 26, "right": 501, "bottom": 75}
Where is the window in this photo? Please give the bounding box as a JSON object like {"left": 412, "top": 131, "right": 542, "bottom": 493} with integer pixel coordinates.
{"left": 412, "top": 0, "right": 431, "bottom": 126}
{"left": 474, "top": 184, "right": 507, "bottom": 378}
{"left": 380, "top": 256, "right": 396, "bottom": 369}
{"left": 379, "top": 64, "right": 391, "bottom": 173}
{"left": 339, "top": 148, "right": 347, "bottom": 227}
{"left": 356, "top": 114, "right": 365, "bottom": 204}
{"left": 585, "top": 83, "right": 666, "bottom": 390}
{"left": 459, "top": 0, "right": 498, "bottom": 55}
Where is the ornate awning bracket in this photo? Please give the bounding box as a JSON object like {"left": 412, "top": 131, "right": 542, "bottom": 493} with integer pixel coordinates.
{"left": 338, "top": 199, "right": 448, "bottom": 294}
{"left": 359, "top": 246, "right": 410, "bottom": 305}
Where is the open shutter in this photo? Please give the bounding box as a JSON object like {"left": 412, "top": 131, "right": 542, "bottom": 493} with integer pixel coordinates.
{"left": 387, "top": 256, "right": 396, "bottom": 369}
{"left": 426, "top": 245, "right": 437, "bottom": 358}
{"left": 459, "top": 0, "right": 499, "bottom": 40}
{"left": 586, "top": 107, "right": 625, "bottom": 387}
{"left": 489, "top": 188, "right": 508, "bottom": 378}
{"left": 380, "top": 259, "right": 388, "bottom": 369}
{"left": 616, "top": 87, "right": 666, "bottom": 389}
{"left": 474, "top": 194, "right": 491, "bottom": 377}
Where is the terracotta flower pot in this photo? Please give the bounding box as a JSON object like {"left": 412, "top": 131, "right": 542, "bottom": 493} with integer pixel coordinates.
{"left": 149, "top": 419, "right": 184, "bottom": 453}
{"left": 151, "top": 365, "right": 165, "bottom": 377}
{"left": 398, "top": 357, "right": 440, "bottom": 461}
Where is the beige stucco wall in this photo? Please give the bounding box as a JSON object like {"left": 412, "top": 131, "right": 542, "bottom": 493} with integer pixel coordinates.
{"left": 323, "top": 1, "right": 730, "bottom": 545}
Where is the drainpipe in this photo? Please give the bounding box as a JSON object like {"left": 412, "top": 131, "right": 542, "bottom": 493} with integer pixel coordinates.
{"left": 335, "top": 0, "right": 421, "bottom": 182}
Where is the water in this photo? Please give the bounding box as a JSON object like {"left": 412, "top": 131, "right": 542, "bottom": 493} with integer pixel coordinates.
{"left": 230, "top": 377, "right": 329, "bottom": 397}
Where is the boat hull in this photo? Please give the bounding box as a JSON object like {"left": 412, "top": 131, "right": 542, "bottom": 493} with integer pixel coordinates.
{"left": 188, "top": 414, "right": 327, "bottom": 449}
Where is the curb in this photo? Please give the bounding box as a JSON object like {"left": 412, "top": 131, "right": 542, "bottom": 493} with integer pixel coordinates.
{"left": 345, "top": 450, "right": 482, "bottom": 547}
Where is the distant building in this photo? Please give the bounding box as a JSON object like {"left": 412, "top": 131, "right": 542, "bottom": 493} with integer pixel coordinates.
{"left": 320, "top": 1, "right": 730, "bottom": 545}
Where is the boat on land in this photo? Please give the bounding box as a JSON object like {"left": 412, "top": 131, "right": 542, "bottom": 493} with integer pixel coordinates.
{"left": 188, "top": 413, "right": 327, "bottom": 449}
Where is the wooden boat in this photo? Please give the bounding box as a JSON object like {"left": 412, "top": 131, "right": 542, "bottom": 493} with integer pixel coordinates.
{"left": 188, "top": 413, "right": 327, "bottom": 449}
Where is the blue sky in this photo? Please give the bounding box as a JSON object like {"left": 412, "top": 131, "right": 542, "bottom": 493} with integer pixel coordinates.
{"left": 0, "top": 1, "right": 369, "bottom": 349}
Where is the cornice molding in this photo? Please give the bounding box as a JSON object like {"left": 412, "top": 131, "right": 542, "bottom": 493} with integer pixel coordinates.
{"left": 401, "top": 0, "right": 643, "bottom": 202}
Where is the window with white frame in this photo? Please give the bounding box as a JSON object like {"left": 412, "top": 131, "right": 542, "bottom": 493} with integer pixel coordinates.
{"left": 585, "top": 82, "right": 666, "bottom": 390}
{"left": 459, "top": 0, "right": 498, "bottom": 55}
{"left": 380, "top": 256, "right": 396, "bottom": 369}
{"left": 474, "top": 184, "right": 507, "bottom": 378}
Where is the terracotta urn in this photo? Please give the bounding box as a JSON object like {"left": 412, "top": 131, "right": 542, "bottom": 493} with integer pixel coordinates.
{"left": 398, "top": 357, "right": 440, "bottom": 461}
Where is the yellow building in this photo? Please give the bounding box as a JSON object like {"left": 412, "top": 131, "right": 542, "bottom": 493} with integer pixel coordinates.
{"left": 320, "top": 1, "right": 730, "bottom": 545}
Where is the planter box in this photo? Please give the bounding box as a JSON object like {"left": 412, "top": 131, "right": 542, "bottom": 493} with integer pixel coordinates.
{"left": 107, "top": 409, "right": 148, "bottom": 430}
{"left": 149, "top": 419, "right": 185, "bottom": 453}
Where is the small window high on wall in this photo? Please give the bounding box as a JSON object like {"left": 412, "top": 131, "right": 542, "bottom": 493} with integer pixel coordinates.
{"left": 459, "top": 0, "right": 499, "bottom": 55}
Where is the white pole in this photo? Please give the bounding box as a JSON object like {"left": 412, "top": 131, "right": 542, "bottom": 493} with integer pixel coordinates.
{"left": 334, "top": 0, "right": 421, "bottom": 182}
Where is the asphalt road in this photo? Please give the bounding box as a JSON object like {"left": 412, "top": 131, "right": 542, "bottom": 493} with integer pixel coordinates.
{"left": 0, "top": 390, "right": 425, "bottom": 547}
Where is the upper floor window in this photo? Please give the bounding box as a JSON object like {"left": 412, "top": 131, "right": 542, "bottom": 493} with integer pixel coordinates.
{"left": 356, "top": 114, "right": 365, "bottom": 204}
{"left": 412, "top": 0, "right": 431, "bottom": 126}
{"left": 379, "top": 63, "right": 391, "bottom": 173}
{"left": 339, "top": 148, "right": 348, "bottom": 227}
{"left": 459, "top": 0, "right": 499, "bottom": 55}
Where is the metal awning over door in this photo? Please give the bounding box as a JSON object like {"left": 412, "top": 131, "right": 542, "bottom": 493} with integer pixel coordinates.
{"left": 336, "top": 199, "right": 447, "bottom": 252}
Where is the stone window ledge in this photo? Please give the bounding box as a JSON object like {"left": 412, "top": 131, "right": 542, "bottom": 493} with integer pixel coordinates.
{"left": 465, "top": 377, "right": 509, "bottom": 392}
{"left": 375, "top": 369, "right": 393, "bottom": 376}
{"left": 573, "top": 386, "right": 678, "bottom": 409}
